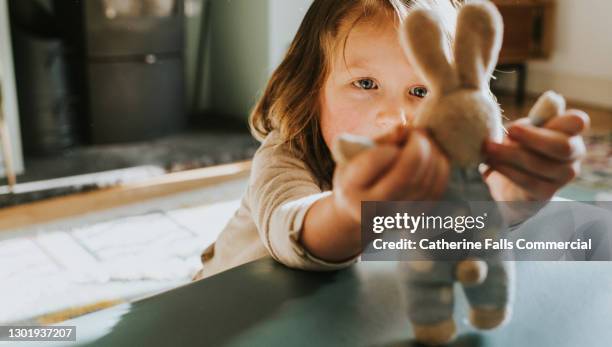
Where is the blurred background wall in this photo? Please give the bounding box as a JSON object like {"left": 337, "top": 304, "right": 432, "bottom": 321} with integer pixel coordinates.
{"left": 497, "top": 0, "right": 612, "bottom": 109}
{"left": 0, "top": 0, "right": 24, "bottom": 176}
{"left": 187, "top": 0, "right": 312, "bottom": 121}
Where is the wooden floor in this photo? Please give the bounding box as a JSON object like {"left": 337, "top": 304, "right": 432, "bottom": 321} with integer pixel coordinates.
{"left": 0, "top": 161, "right": 251, "bottom": 232}
{"left": 497, "top": 94, "right": 612, "bottom": 135}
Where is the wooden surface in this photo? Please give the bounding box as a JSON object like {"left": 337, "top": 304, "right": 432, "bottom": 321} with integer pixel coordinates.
{"left": 19, "top": 258, "right": 612, "bottom": 347}
{"left": 493, "top": 0, "right": 556, "bottom": 64}
{"left": 0, "top": 161, "right": 251, "bottom": 231}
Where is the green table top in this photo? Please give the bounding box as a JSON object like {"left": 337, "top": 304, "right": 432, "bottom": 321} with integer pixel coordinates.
{"left": 18, "top": 259, "right": 612, "bottom": 346}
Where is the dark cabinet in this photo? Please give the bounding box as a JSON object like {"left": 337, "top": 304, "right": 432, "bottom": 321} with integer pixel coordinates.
{"left": 494, "top": 0, "right": 555, "bottom": 64}
{"left": 57, "top": 0, "right": 186, "bottom": 144}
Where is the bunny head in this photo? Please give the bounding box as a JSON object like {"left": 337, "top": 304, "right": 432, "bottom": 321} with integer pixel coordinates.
{"left": 400, "top": 1, "right": 504, "bottom": 168}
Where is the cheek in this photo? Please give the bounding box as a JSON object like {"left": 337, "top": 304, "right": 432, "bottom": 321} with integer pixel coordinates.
{"left": 320, "top": 90, "right": 377, "bottom": 147}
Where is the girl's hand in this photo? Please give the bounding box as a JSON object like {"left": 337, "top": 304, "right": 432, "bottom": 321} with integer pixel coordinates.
{"left": 484, "top": 110, "right": 589, "bottom": 201}
{"left": 332, "top": 126, "right": 450, "bottom": 223}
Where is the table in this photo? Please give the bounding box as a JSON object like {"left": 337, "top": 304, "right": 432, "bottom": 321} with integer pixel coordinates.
{"left": 12, "top": 258, "right": 612, "bottom": 347}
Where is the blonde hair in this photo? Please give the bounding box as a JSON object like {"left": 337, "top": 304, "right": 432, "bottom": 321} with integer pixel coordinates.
{"left": 250, "top": 0, "right": 461, "bottom": 188}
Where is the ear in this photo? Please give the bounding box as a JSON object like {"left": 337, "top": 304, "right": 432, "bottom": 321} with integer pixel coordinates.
{"left": 400, "top": 9, "right": 457, "bottom": 95}
{"left": 454, "top": 1, "right": 503, "bottom": 89}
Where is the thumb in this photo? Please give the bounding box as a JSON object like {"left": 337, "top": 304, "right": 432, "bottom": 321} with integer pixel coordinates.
{"left": 338, "top": 144, "right": 400, "bottom": 189}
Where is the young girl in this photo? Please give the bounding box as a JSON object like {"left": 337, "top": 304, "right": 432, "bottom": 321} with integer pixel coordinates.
{"left": 193, "top": 0, "right": 588, "bottom": 280}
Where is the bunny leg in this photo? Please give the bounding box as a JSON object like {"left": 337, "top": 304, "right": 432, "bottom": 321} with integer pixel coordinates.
{"left": 398, "top": 261, "right": 457, "bottom": 345}
{"left": 462, "top": 260, "right": 514, "bottom": 329}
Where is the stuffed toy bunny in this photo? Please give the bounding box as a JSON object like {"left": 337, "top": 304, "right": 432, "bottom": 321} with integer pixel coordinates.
{"left": 332, "top": 1, "right": 566, "bottom": 345}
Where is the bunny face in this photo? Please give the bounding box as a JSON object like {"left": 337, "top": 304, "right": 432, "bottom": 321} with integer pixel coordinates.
{"left": 400, "top": 1, "right": 504, "bottom": 168}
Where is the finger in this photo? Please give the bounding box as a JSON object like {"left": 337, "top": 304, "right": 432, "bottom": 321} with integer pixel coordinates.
{"left": 512, "top": 117, "right": 532, "bottom": 127}
{"left": 543, "top": 109, "right": 590, "bottom": 136}
{"left": 485, "top": 141, "right": 578, "bottom": 183}
{"left": 490, "top": 164, "right": 558, "bottom": 201}
{"left": 372, "top": 130, "right": 430, "bottom": 198}
{"left": 436, "top": 154, "right": 451, "bottom": 198}
{"left": 427, "top": 151, "right": 450, "bottom": 200}
{"left": 371, "top": 132, "right": 426, "bottom": 199}
{"left": 340, "top": 144, "right": 400, "bottom": 188}
{"left": 374, "top": 124, "right": 411, "bottom": 146}
{"left": 479, "top": 163, "right": 494, "bottom": 179}
{"left": 415, "top": 141, "right": 450, "bottom": 200}
{"left": 506, "top": 124, "right": 585, "bottom": 161}
{"left": 408, "top": 145, "right": 440, "bottom": 200}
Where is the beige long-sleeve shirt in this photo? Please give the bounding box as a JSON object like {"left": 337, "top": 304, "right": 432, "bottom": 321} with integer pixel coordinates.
{"left": 194, "top": 130, "right": 358, "bottom": 279}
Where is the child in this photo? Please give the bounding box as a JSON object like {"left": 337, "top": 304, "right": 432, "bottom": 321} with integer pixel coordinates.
{"left": 193, "top": 0, "right": 588, "bottom": 280}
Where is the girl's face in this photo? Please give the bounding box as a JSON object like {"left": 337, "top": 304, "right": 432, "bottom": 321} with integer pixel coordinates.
{"left": 320, "top": 17, "right": 428, "bottom": 148}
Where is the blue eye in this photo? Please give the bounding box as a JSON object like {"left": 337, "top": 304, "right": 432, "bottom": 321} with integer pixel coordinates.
{"left": 353, "top": 79, "right": 378, "bottom": 90}
{"left": 409, "top": 86, "right": 428, "bottom": 98}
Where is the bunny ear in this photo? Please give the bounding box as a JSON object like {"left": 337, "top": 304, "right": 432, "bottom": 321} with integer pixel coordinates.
{"left": 400, "top": 9, "right": 457, "bottom": 95}
{"left": 454, "top": 1, "right": 503, "bottom": 89}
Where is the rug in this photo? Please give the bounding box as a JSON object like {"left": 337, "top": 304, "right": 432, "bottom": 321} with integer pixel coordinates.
{"left": 559, "top": 131, "right": 612, "bottom": 201}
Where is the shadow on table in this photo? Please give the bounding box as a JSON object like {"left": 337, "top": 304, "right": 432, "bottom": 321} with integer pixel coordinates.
{"left": 56, "top": 259, "right": 612, "bottom": 347}
{"left": 376, "top": 333, "right": 485, "bottom": 347}
{"left": 78, "top": 259, "right": 343, "bottom": 346}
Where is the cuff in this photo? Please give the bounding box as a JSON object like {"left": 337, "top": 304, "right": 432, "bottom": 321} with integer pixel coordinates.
{"left": 268, "top": 191, "right": 359, "bottom": 271}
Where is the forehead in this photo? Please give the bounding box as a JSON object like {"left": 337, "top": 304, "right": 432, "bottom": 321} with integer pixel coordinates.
{"left": 332, "top": 15, "right": 410, "bottom": 70}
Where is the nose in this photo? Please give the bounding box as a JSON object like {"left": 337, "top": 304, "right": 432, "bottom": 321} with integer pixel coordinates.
{"left": 375, "top": 103, "right": 408, "bottom": 130}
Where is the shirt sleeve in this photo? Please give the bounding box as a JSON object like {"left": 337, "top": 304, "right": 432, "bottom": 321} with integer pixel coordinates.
{"left": 248, "top": 131, "right": 358, "bottom": 271}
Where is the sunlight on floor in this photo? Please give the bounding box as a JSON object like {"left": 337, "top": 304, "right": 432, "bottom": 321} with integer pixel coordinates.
{"left": 0, "top": 179, "right": 246, "bottom": 324}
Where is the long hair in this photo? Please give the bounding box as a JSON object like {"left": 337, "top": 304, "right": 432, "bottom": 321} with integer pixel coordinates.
{"left": 249, "top": 0, "right": 460, "bottom": 188}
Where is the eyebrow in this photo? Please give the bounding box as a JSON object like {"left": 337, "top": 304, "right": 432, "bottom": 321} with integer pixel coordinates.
{"left": 345, "top": 60, "right": 368, "bottom": 69}
{"left": 342, "top": 57, "right": 375, "bottom": 73}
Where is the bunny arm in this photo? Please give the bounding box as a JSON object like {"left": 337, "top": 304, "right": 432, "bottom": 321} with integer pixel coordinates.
{"left": 528, "top": 90, "right": 566, "bottom": 126}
